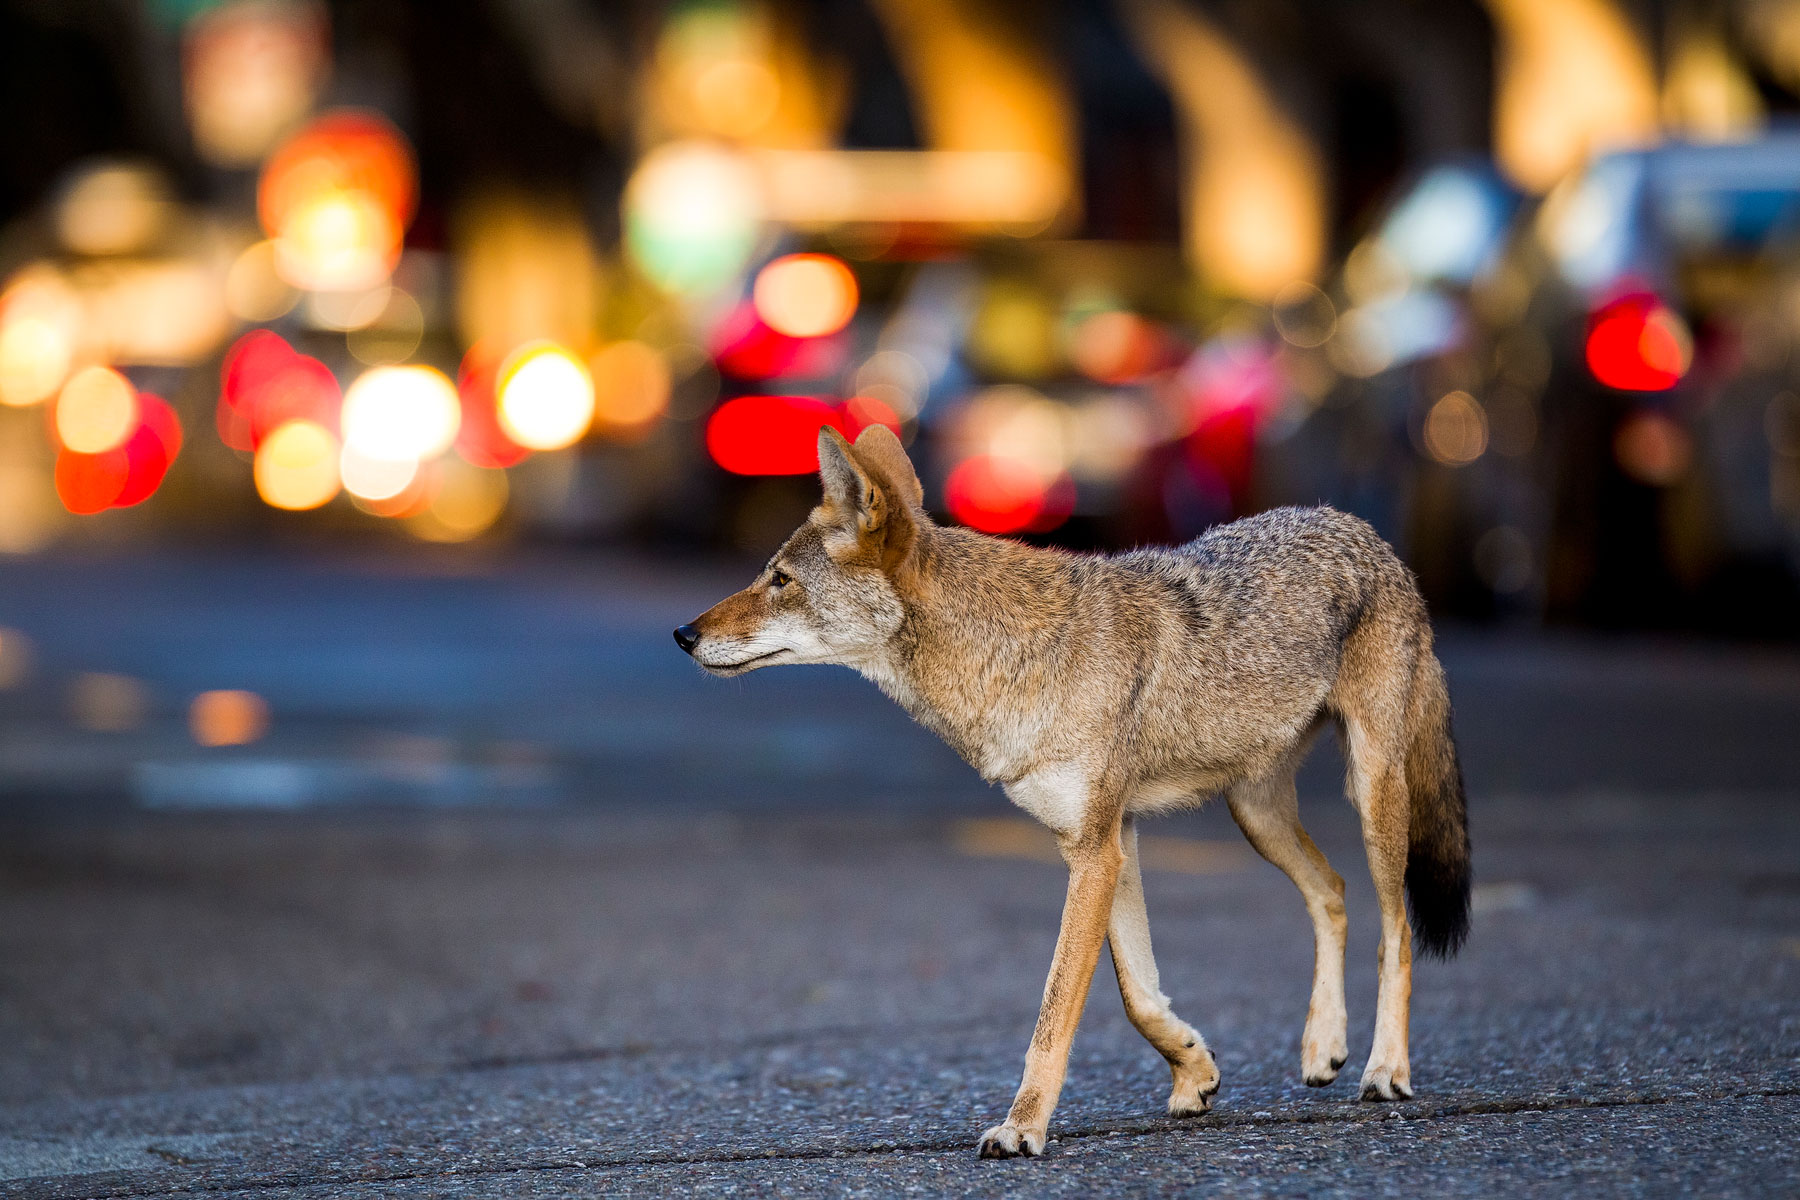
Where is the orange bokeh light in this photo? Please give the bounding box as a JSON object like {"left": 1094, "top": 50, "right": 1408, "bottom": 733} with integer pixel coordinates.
{"left": 752, "top": 254, "right": 859, "bottom": 339}
{"left": 258, "top": 110, "right": 416, "bottom": 291}
{"left": 189, "top": 689, "right": 271, "bottom": 747}
{"left": 54, "top": 447, "right": 131, "bottom": 515}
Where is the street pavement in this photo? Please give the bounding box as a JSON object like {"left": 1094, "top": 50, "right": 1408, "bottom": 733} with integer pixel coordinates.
{"left": 0, "top": 547, "right": 1796, "bottom": 1197}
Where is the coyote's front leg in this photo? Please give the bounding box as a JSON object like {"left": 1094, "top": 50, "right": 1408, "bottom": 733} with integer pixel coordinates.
{"left": 978, "top": 813, "right": 1125, "bottom": 1158}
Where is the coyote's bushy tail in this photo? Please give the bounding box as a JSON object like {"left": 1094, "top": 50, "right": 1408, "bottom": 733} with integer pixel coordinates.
{"left": 1403, "top": 649, "right": 1471, "bottom": 958}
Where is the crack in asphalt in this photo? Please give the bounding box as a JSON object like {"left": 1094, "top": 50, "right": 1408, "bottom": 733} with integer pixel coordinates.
{"left": 25, "top": 1085, "right": 1798, "bottom": 1199}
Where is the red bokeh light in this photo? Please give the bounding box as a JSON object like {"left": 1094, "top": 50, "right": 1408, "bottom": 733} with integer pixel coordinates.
{"left": 839, "top": 395, "right": 902, "bottom": 440}
{"left": 1585, "top": 294, "right": 1691, "bottom": 391}
{"left": 704, "top": 395, "right": 903, "bottom": 476}
{"left": 454, "top": 343, "right": 530, "bottom": 469}
{"left": 113, "top": 394, "right": 182, "bottom": 507}
{"left": 710, "top": 303, "right": 848, "bottom": 381}
{"left": 217, "top": 331, "right": 340, "bottom": 451}
{"left": 707, "top": 395, "right": 841, "bottom": 475}
{"left": 945, "top": 455, "right": 1074, "bottom": 535}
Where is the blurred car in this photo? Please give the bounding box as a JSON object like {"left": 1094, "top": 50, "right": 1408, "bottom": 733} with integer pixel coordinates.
{"left": 1281, "top": 137, "right": 1800, "bottom": 633}
{"left": 1529, "top": 132, "right": 1800, "bottom": 630}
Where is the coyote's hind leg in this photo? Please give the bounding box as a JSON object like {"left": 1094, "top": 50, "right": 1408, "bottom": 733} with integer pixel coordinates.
{"left": 1109, "top": 816, "right": 1220, "bottom": 1115}
{"left": 1227, "top": 768, "right": 1350, "bottom": 1086}
{"left": 1337, "top": 626, "right": 1418, "bottom": 1102}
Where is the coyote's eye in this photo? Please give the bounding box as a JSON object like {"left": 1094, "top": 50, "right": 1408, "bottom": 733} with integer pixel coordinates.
{"left": 769, "top": 569, "right": 792, "bottom": 589}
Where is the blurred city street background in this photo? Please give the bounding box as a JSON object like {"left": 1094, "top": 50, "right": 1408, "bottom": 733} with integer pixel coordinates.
{"left": 1, "top": 0, "right": 1799, "bottom": 1194}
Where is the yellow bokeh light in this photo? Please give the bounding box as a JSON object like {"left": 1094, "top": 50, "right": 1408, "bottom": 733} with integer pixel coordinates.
{"left": 693, "top": 58, "right": 781, "bottom": 137}
{"left": 497, "top": 343, "right": 595, "bottom": 451}
{"left": 752, "top": 254, "right": 858, "bottom": 338}
{"left": 54, "top": 366, "right": 138, "bottom": 454}
{"left": 408, "top": 458, "right": 509, "bottom": 543}
{"left": 338, "top": 442, "right": 419, "bottom": 502}
{"left": 1483, "top": 0, "right": 1660, "bottom": 192}
{"left": 189, "top": 689, "right": 270, "bottom": 747}
{"left": 254, "top": 419, "right": 341, "bottom": 510}
{"left": 0, "top": 316, "right": 74, "bottom": 407}
{"left": 340, "top": 365, "right": 461, "bottom": 463}
{"left": 56, "top": 163, "right": 171, "bottom": 257}
{"left": 0, "top": 268, "right": 82, "bottom": 407}
{"left": 591, "top": 341, "right": 671, "bottom": 432}
{"left": 274, "top": 191, "right": 401, "bottom": 292}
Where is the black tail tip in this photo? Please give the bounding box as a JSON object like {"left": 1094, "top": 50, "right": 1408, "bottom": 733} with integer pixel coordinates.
{"left": 1406, "top": 861, "right": 1471, "bottom": 960}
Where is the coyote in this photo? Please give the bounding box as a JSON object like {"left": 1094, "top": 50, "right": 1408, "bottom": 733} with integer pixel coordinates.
{"left": 674, "top": 426, "right": 1471, "bottom": 1158}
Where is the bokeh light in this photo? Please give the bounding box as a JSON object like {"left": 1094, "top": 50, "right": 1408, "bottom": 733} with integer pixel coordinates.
{"left": 407, "top": 458, "right": 509, "bottom": 542}
{"left": 55, "top": 163, "right": 171, "bottom": 256}
{"left": 69, "top": 672, "right": 149, "bottom": 732}
{"left": 224, "top": 240, "right": 300, "bottom": 322}
{"left": 706, "top": 394, "right": 840, "bottom": 476}
{"left": 340, "top": 365, "right": 460, "bottom": 462}
{"left": 624, "top": 141, "right": 763, "bottom": 295}
{"left": 338, "top": 442, "right": 419, "bottom": 503}
{"left": 113, "top": 394, "right": 182, "bottom": 508}
{"left": 217, "top": 331, "right": 340, "bottom": 452}
{"left": 183, "top": 0, "right": 328, "bottom": 167}
{"left": 254, "top": 418, "right": 341, "bottom": 510}
{"left": 189, "top": 689, "right": 270, "bottom": 747}
{"left": 259, "top": 110, "right": 416, "bottom": 292}
{"left": 1421, "top": 391, "right": 1489, "bottom": 466}
{"left": 1585, "top": 295, "right": 1692, "bottom": 391}
{"left": 752, "top": 254, "right": 859, "bottom": 339}
{"left": 1614, "top": 411, "right": 1692, "bottom": 485}
{"left": 497, "top": 343, "right": 595, "bottom": 451}
{"left": 454, "top": 344, "right": 529, "bottom": 469}
{"left": 0, "top": 269, "right": 82, "bottom": 407}
{"left": 590, "top": 341, "right": 672, "bottom": 434}
{"left": 54, "top": 446, "right": 131, "bottom": 515}
{"left": 1068, "top": 310, "right": 1165, "bottom": 384}
{"left": 54, "top": 367, "right": 138, "bottom": 454}
{"left": 945, "top": 455, "right": 1075, "bottom": 535}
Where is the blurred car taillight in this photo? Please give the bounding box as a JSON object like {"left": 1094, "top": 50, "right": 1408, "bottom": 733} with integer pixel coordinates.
{"left": 1584, "top": 293, "right": 1692, "bottom": 392}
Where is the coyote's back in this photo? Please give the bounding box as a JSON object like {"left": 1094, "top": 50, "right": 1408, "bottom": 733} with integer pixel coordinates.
{"left": 1132, "top": 506, "right": 1471, "bottom": 957}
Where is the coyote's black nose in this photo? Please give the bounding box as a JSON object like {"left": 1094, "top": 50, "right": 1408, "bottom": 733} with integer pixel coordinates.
{"left": 673, "top": 624, "right": 701, "bottom": 653}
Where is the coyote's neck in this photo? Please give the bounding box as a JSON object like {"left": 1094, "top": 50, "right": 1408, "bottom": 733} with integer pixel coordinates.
{"left": 862, "top": 524, "right": 1087, "bottom": 782}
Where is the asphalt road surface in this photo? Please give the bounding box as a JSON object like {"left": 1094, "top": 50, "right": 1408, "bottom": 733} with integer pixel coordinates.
{"left": 0, "top": 547, "right": 1796, "bottom": 1197}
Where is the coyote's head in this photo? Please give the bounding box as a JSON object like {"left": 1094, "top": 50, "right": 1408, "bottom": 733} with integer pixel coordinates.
{"left": 675, "top": 424, "right": 926, "bottom": 676}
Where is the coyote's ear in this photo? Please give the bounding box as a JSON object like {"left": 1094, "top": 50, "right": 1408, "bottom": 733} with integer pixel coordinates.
{"left": 817, "top": 426, "right": 887, "bottom": 537}
{"left": 852, "top": 424, "right": 924, "bottom": 510}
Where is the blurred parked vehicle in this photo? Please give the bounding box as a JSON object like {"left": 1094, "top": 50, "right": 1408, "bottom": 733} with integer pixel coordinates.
{"left": 1277, "top": 135, "right": 1800, "bottom": 633}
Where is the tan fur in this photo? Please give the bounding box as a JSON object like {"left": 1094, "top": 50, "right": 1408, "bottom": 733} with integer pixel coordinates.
{"left": 679, "top": 425, "right": 1471, "bottom": 1157}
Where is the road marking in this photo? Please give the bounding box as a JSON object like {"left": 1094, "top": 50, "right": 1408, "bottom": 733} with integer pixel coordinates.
{"left": 951, "top": 818, "right": 1252, "bottom": 874}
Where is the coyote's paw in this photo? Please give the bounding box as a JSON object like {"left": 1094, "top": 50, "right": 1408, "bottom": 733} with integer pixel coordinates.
{"left": 1358, "top": 1062, "right": 1412, "bottom": 1101}
{"left": 1167, "top": 1053, "right": 1221, "bottom": 1116}
{"left": 977, "top": 1123, "right": 1045, "bottom": 1159}
{"left": 1302, "top": 1040, "right": 1348, "bottom": 1087}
